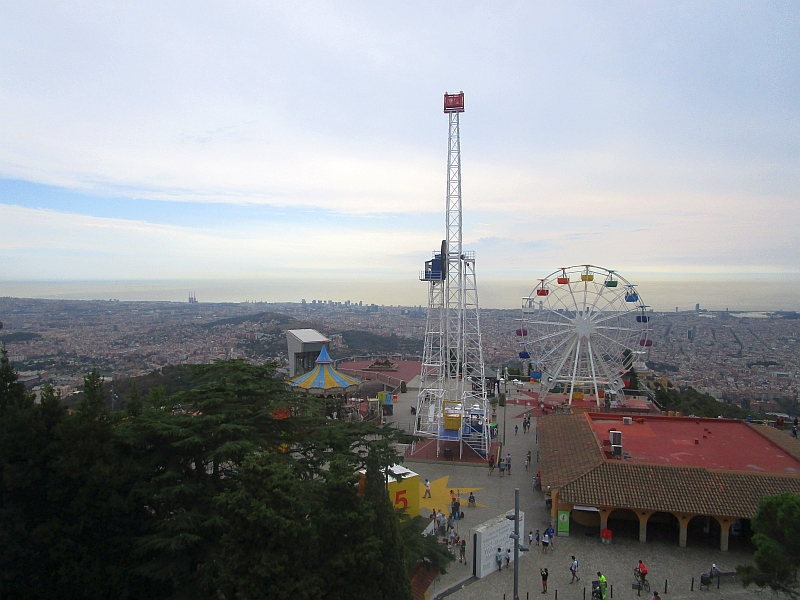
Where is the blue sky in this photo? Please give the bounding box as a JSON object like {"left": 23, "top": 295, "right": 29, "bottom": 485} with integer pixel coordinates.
{"left": 0, "top": 2, "right": 798, "bottom": 306}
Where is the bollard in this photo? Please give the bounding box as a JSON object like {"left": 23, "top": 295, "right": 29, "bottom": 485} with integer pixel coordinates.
{"left": 637, "top": 581, "right": 641, "bottom": 597}
{"left": 664, "top": 579, "right": 668, "bottom": 594}
{"left": 717, "top": 575, "right": 720, "bottom": 589}
{"left": 691, "top": 577, "right": 694, "bottom": 591}
{"left": 583, "top": 587, "right": 586, "bottom": 600}
{"left": 611, "top": 584, "right": 613, "bottom": 598}
{"left": 555, "top": 591, "right": 557, "bottom": 600}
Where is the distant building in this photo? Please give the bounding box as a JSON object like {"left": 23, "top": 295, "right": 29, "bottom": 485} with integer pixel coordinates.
{"left": 286, "top": 329, "right": 329, "bottom": 377}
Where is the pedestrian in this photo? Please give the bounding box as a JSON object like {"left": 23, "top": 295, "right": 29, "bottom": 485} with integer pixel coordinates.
{"left": 499, "top": 457, "right": 506, "bottom": 477}
{"left": 437, "top": 510, "right": 446, "bottom": 536}
{"left": 423, "top": 478, "right": 431, "bottom": 498}
{"left": 542, "top": 531, "right": 549, "bottom": 553}
{"left": 505, "top": 548, "right": 511, "bottom": 568}
{"left": 488, "top": 455, "right": 495, "bottom": 475}
{"left": 535, "top": 529, "right": 540, "bottom": 545}
{"left": 529, "top": 530, "right": 534, "bottom": 547}
{"left": 496, "top": 548, "right": 503, "bottom": 572}
{"left": 570, "top": 555, "right": 580, "bottom": 583}
{"left": 449, "top": 528, "right": 456, "bottom": 546}
{"left": 450, "top": 489, "right": 456, "bottom": 506}
{"left": 597, "top": 572, "right": 607, "bottom": 600}
{"left": 527, "top": 450, "right": 532, "bottom": 465}
{"left": 515, "top": 424, "right": 519, "bottom": 436}
{"left": 541, "top": 567, "right": 549, "bottom": 593}
{"left": 546, "top": 526, "right": 555, "bottom": 549}
{"left": 506, "top": 453, "right": 512, "bottom": 475}
{"left": 447, "top": 515, "right": 454, "bottom": 532}
{"left": 459, "top": 537, "right": 466, "bottom": 563}
{"left": 525, "top": 457, "right": 530, "bottom": 471}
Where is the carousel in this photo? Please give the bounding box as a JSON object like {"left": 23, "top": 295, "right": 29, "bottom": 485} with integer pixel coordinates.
{"left": 288, "top": 343, "right": 363, "bottom": 419}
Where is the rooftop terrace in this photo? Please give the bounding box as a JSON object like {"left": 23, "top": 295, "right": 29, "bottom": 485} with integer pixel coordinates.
{"left": 587, "top": 414, "right": 800, "bottom": 474}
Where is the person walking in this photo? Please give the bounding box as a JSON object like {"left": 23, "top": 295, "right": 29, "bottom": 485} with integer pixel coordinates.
{"left": 505, "top": 548, "right": 511, "bottom": 568}
{"left": 597, "top": 572, "right": 607, "bottom": 600}
{"left": 499, "top": 457, "right": 506, "bottom": 477}
{"left": 488, "top": 454, "right": 495, "bottom": 475}
{"left": 525, "top": 457, "right": 530, "bottom": 471}
{"left": 515, "top": 424, "right": 519, "bottom": 436}
{"left": 529, "top": 531, "right": 534, "bottom": 547}
{"left": 542, "top": 531, "right": 549, "bottom": 553}
{"left": 570, "top": 556, "right": 580, "bottom": 583}
{"left": 527, "top": 450, "right": 532, "bottom": 465}
{"left": 459, "top": 537, "right": 466, "bottom": 564}
{"left": 496, "top": 548, "right": 503, "bottom": 572}
{"left": 506, "top": 453, "right": 512, "bottom": 475}
{"left": 535, "top": 529, "right": 540, "bottom": 546}
{"left": 541, "top": 568, "right": 549, "bottom": 593}
{"left": 423, "top": 478, "right": 431, "bottom": 498}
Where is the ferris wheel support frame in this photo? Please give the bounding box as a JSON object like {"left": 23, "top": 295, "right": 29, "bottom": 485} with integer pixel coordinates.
{"left": 521, "top": 265, "right": 650, "bottom": 407}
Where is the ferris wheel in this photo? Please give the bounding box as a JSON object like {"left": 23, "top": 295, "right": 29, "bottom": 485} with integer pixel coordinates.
{"left": 518, "top": 265, "right": 651, "bottom": 406}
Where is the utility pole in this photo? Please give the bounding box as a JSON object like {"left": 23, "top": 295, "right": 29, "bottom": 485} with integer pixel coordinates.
{"left": 506, "top": 488, "right": 530, "bottom": 600}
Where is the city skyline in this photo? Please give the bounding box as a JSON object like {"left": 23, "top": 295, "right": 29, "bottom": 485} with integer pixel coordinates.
{"left": 1, "top": 3, "right": 798, "bottom": 298}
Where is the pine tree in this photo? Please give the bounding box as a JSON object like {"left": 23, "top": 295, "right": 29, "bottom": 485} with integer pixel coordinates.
{"left": 364, "top": 449, "right": 413, "bottom": 600}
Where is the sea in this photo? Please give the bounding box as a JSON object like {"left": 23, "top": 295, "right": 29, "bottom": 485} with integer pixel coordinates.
{"left": 2, "top": 277, "right": 800, "bottom": 312}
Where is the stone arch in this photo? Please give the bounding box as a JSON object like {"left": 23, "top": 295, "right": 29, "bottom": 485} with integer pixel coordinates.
{"left": 687, "top": 514, "right": 720, "bottom": 549}
{"left": 606, "top": 508, "right": 639, "bottom": 541}
{"left": 644, "top": 511, "right": 679, "bottom": 544}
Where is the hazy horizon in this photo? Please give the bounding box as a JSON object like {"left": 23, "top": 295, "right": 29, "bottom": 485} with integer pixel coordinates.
{"left": 3, "top": 275, "right": 800, "bottom": 312}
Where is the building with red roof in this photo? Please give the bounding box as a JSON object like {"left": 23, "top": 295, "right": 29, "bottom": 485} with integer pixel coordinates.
{"left": 539, "top": 413, "right": 800, "bottom": 551}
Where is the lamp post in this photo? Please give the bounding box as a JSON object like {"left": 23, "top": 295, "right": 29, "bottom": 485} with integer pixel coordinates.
{"left": 507, "top": 487, "right": 530, "bottom": 600}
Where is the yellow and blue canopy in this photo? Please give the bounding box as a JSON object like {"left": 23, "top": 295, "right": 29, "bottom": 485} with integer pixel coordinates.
{"left": 289, "top": 344, "right": 361, "bottom": 395}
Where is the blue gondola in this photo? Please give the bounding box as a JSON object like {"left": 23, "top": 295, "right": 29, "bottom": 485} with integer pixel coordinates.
{"left": 636, "top": 315, "right": 649, "bottom": 323}
{"left": 519, "top": 351, "right": 531, "bottom": 359}
{"left": 530, "top": 370, "right": 542, "bottom": 379}
{"left": 625, "top": 293, "right": 639, "bottom": 302}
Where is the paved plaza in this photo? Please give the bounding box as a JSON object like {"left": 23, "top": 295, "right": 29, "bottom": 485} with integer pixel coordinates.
{"left": 388, "top": 384, "right": 765, "bottom": 600}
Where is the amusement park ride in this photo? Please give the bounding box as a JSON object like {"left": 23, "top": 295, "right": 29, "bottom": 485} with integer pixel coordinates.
{"left": 415, "top": 92, "right": 490, "bottom": 459}
{"left": 518, "top": 265, "right": 652, "bottom": 406}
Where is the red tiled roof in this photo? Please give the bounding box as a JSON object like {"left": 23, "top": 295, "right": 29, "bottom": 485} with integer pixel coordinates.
{"left": 558, "top": 462, "right": 800, "bottom": 518}
{"left": 539, "top": 413, "right": 603, "bottom": 489}
{"left": 541, "top": 413, "right": 800, "bottom": 518}
{"left": 748, "top": 423, "right": 800, "bottom": 462}
{"left": 409, "top": 562, "right": 440, "bottom": 600}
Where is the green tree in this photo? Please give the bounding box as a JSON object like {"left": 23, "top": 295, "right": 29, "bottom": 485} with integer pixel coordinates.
{"left": 363, "top": 450, "right": 413, "bottom": 600}
{"left": 0, "top": 345, "right": 31, "bottom": 410}
{"left": 126, "top": 382, "right": 143, "bottom": 416}
{"left": 80, "top": 368, "right": 108, "bottom": 416}
{"left": 739, "top": 493, "right": 800, "bottom": 597}
{"left": 399, "top": 516, "right": 454, "bottom": 575}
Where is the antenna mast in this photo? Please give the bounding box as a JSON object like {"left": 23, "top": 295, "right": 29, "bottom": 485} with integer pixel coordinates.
{"left": 415, "top": 92, "right": 489, "bottom": 460}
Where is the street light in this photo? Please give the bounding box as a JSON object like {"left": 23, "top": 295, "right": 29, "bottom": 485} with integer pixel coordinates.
{"left": 506, "top": 488, "right": 530, "bottom": 600}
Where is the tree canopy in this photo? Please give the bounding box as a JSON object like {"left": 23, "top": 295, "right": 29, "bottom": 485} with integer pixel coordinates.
{"left": 0, "top": 356, "right": 423, "bottom": 600}
{"left": 739, "top": 492, "right": 800, "bottom": 598}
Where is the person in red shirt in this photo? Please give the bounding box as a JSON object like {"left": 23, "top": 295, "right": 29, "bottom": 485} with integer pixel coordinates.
{"left": 637, "top": 560, "right": 648, "bottom": 584}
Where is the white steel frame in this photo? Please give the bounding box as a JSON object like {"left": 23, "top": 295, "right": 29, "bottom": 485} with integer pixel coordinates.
{"left": 520, "top": 265, "right": 651, "bottom": 406}
{"left": 415, "top": 96, "right": 489, "bottom": 459}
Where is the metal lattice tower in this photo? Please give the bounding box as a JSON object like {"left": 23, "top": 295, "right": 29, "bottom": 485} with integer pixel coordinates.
{"left": 415, "top": 92, "right": 489, "bottom": 459}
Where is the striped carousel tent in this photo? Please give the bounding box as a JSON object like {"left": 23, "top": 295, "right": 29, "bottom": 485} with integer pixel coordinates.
{"left": 288, "top": 343, "right": 361, "bottom": 395}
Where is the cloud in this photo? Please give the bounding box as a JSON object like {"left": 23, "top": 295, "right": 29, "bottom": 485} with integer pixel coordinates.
{"left": 0, "top": 1, "right": 797, "bottom": 285}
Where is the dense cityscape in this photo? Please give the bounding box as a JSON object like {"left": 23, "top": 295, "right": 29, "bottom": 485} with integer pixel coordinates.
{"left": 1, "top": 296, "right": 797, "bottom": 414}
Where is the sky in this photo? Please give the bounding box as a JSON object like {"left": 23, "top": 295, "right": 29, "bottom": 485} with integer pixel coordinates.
{"left": 0, "top": 2, "right": 798, "bottom": 309}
